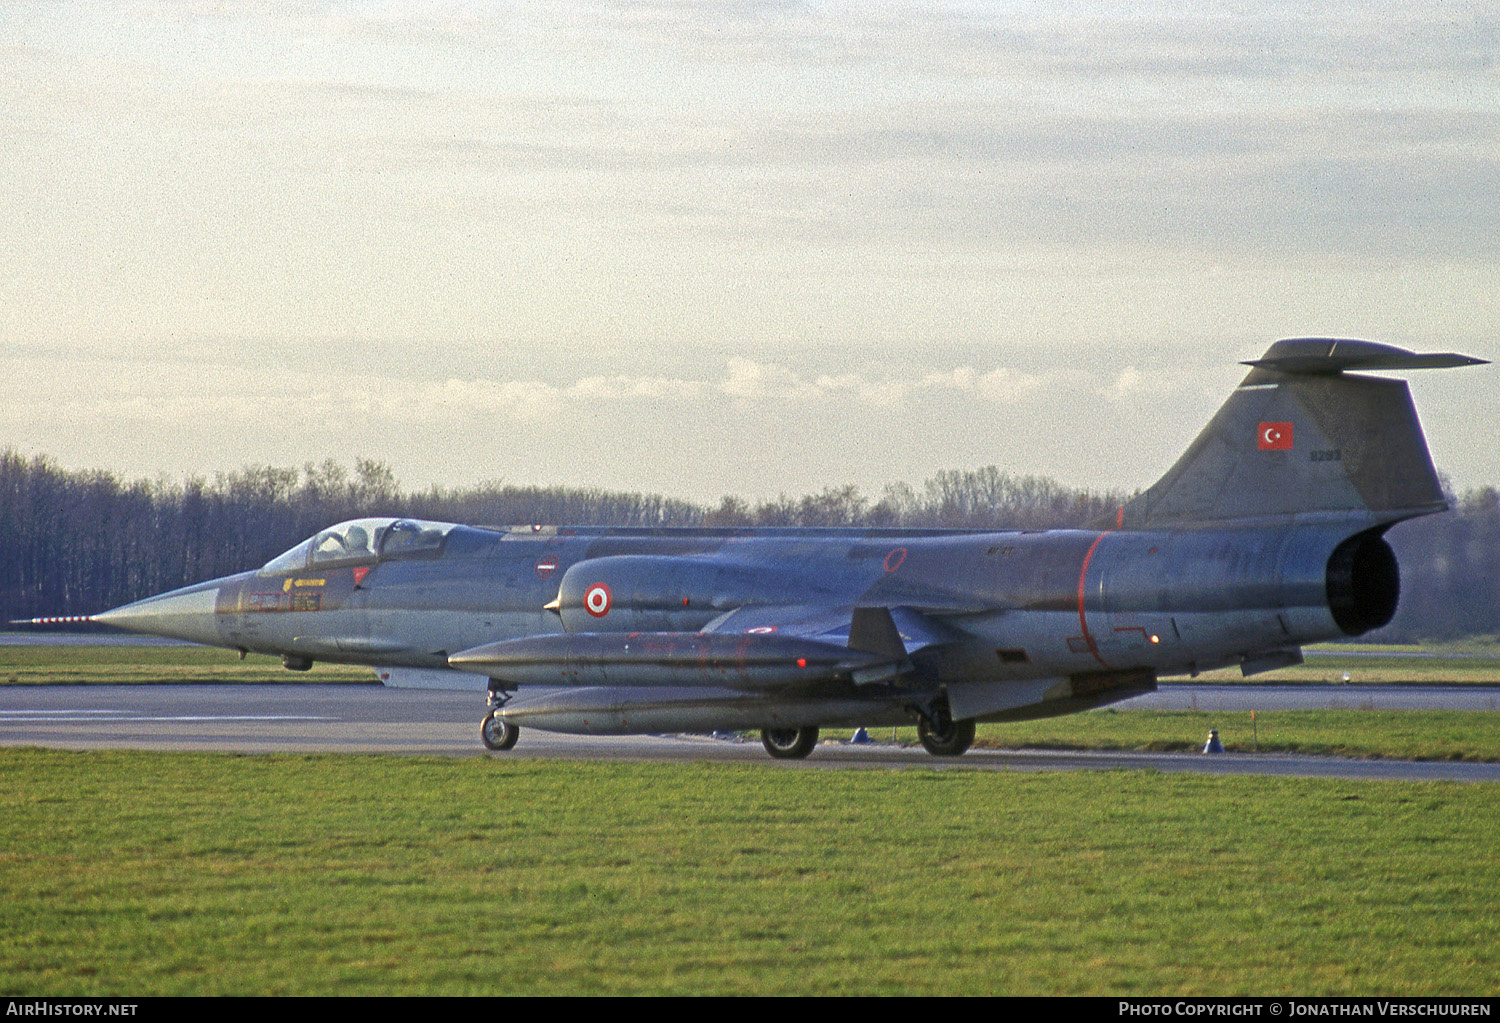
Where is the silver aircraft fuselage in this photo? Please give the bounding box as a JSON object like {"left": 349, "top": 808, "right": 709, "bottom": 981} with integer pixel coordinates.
{"left": 94, "top": 513, "right": 1386, "bottom": 730}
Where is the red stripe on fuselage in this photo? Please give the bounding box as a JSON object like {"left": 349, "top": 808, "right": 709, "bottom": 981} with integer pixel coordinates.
{"left": 1076, "top": 530, "right": 1113, "bottom": 669}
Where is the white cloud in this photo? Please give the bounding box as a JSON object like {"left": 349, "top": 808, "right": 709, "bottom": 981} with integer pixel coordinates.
{"left": 976, "top": 367, "right": 1045, "bottom": 403}
{"left": 719, "top": 358, "right": 816, "bottom": 401}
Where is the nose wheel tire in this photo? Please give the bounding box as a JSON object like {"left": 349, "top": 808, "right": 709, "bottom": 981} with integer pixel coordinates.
{"left": 481, "top": 711, "right": 520, "bottom": 751}
{"left": 761, "top": 726, "right": 819, "bottom": 759}
{"left": 917, "top": 714, "right": 975, "bottom": 757}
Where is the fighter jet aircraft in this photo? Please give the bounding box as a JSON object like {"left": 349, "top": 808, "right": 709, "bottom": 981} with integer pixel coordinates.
{"left": 78, "top": 338, "right": 1484, "bottom": 758}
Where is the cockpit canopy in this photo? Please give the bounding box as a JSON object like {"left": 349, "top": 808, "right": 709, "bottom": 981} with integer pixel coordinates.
{"left": 258, "top": 518, "right": 456, "bottom": 575}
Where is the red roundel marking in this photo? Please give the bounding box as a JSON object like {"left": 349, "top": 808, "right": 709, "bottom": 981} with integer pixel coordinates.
{"left": 535, "top": 555, "right": 559, "bottom": 579}
{"left": 883, "top": 547, "right": 907, "bottom": 572}
{"left": 584, "top": 583, "right": 612, "bottom": 618}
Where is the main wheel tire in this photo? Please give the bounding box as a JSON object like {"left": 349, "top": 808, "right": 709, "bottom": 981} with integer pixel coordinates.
{"left": 918, "top": 715, "right": 975, "bottom": 757}
{"left": 761, "top": 726, "right": 819, "bottom": 759}
{"left": 481, "top": 711, "right": 519, "bottom": 751}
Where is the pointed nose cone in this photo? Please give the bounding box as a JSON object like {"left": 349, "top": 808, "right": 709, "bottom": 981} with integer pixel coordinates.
{"left": 93, "top": 576, "right": 239, "bottom": 647}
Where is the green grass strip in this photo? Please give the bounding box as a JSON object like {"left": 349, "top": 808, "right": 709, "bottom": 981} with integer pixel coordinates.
{"left": 0, "top": 643, "right": 370, "bottom": 685}
{"left": 831, "top": 708, "right": 1500, "bottom": 762}
{"left": 1, "top": 749, "right": 1497, "bottom": 996}
{"left": 970, "top": 707, "right": 1500, "bottom": 761}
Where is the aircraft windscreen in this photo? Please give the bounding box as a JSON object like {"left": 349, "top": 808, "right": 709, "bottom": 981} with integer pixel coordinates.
{"left": 308, "top": 520, "right": 385, "bottom": 566}
{"left": 258, "top": 537, "right": 315, "bottom": 576}
{"left": 378, "top": 519, "right": 453, "bottom": 558}
{"left": 256, "top": 518, "right": 456, "bottom": 575}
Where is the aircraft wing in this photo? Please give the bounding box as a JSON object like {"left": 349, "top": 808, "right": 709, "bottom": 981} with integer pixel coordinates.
{"left": 701, "top": 603, "right": 960, "bottom": 658}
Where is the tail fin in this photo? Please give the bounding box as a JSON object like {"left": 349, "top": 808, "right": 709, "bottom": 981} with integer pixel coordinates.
{"left": 1116, "top": 338, "right": 1485, "bottom": 529}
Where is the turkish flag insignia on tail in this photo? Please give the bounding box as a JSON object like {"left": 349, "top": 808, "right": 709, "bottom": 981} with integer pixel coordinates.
{"left": 1258, "top": 422, "right": 1294, "bottom": 450}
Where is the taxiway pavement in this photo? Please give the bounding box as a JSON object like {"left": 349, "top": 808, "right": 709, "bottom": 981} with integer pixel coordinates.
{"left": 1, "top": 682, "right": 1496, "bottom": 782}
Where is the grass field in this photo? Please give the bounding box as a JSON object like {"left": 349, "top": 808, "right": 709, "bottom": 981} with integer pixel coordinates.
{"left": 865, "top": 708, "right": 1500, "bottom": 762}
{"left": 1, "top": 748, "right": 1497, "bottom": 996}
{"left": 2, "top": 639, "right": 1497, "bottom": 995}
{"left": 0, "top": 639, "right": 371, "bottom": 685}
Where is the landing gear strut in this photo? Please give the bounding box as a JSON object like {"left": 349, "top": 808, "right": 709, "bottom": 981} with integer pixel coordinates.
{"left": 481, "top": 681, "right": 519, "bottom": 752}
{"left": 915, "top": 701, "right": 976, "bottom": 757}
{"left": 761, "top": 726, "right": 819, "bottom": 759}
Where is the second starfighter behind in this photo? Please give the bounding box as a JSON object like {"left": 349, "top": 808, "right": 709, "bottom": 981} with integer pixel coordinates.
{"left": 88, "top": 338, "right": 1484, "bottom": 757}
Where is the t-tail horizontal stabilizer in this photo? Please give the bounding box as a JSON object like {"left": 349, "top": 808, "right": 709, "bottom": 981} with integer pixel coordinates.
{"left": 1115, "top": 338, "right": 1486, "bottom": 529}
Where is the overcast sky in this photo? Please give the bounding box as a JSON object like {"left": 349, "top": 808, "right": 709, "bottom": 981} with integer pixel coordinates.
{"left": 2, "top": 1, "right": 1496, "bottom": 505}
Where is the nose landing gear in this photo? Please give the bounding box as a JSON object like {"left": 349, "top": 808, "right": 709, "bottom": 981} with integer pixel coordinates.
{"left": 481, "top": 681, "right": 519, "bottom": 751}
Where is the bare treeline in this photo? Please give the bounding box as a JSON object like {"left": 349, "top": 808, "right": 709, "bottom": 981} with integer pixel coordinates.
{"left": 1381, "top": 487, "right": 1500, "bottom": 642}
{"left": 700, "top": 468, "right": 1126, "bottom": 531}
{"left": 0, "top": 449, "right": 1492, "bottom": 642}
{"left": 0, "top": 452, "right": 701, "bottom": 623}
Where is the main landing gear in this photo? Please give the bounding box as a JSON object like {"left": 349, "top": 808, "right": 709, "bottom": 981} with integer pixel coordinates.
{"left": 760, "top": 726, "right": 819, "bottom": 760}
{"left": 914, "top": 701, "right": 976, "bottom": 757}
{"left": 481, "top": 682, "right": 519, "bottom": 752}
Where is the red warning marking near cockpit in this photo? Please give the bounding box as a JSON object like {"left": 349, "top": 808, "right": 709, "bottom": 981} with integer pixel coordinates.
{"left": 584, "top": 583, "right": 612, "bottom": 617}
{"left": 535, "top": 555, "right": 559, "bottom": 579}
{"left": 884, "top": 548, "right": 907, "bottom": 572}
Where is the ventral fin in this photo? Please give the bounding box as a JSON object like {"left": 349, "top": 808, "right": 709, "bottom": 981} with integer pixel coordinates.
{"left": 847, "top": 606, "right": 908, "bottom": 659}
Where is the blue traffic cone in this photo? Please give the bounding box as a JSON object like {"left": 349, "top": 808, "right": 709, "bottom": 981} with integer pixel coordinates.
{"left": 850, "top": 727, "right": 871, "bottom": 744}
{"left": 1203, "top": 729, "right": 1224, "bottom": 754}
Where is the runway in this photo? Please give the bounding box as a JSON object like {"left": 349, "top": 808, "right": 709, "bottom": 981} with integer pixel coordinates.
{"left": 2, "top": 682, "right": 1497, "bottom": 782}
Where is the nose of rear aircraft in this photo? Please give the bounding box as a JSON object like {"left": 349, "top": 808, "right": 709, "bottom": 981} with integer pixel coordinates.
{"left": 91, "top": 573, "right": 248, "bottom": 647}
